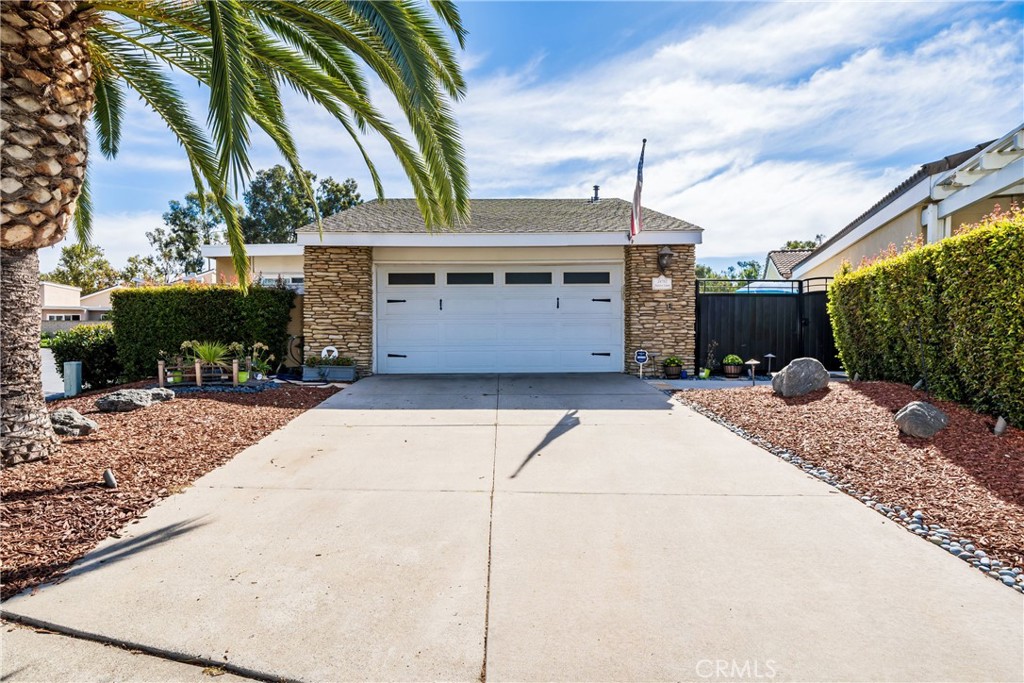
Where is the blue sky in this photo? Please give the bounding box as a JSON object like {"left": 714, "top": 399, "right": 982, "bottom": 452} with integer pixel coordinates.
{"left": 40, "top": 1, "right": 1024, "bottom": 274}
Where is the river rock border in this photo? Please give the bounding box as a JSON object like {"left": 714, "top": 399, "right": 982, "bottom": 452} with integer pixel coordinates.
{"left": 673, "top": 393, "right": 1024, "bottom": 593}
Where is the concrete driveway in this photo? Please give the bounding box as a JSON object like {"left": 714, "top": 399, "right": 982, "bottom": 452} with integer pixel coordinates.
{"left": 3, "top": 375, "right": 1021, "bottom": 682}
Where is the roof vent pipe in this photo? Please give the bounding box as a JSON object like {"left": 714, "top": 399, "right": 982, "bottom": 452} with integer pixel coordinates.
{"left": 592, "top": 185, "right": 600, "bottom": 202}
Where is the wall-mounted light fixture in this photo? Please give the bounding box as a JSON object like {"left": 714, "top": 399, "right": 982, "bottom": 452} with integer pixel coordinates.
{"left": 657, "top": 246, "right": 676, "bottom": 275}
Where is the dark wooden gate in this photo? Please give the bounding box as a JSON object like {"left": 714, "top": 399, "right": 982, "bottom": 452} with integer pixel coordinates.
{"left": 695, "top": 278, "right": 840, "bottom": 371}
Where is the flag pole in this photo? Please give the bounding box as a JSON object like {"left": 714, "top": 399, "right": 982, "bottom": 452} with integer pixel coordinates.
{"left": 629, "top": 138, "right": 647, "bottom": 243}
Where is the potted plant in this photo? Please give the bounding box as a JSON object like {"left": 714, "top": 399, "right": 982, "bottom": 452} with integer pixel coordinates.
{"left": 303, "top": 353, "right": 357, "bottom": 382}
{"left": 185, "top": 340, "right": 230, "bottom": 383}
{"left": 249, "top": 342, "right": 275, "bottom": 380}
{"left": 722, "top": 354, "right": 744, "bottom": 378}
{"left": 662, "top": 356, "right": 684, "bottom": 379}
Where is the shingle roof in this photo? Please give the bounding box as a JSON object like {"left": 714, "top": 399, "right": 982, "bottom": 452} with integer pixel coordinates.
{"left": 765, "top": 249, "right": 814, "bottom": 279}
{"left": 297, "top": 198, "right": 703, "bottom": 234}
{"left": 792, "top": 141, "right": 993, "bottom": 271}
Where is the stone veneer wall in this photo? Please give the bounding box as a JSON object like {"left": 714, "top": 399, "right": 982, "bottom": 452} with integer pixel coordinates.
{"left": 623, "top": 245, "right": 697, "bottom": 373}
{"left": 303, "top": 246, "right": 373, "bottom": 375}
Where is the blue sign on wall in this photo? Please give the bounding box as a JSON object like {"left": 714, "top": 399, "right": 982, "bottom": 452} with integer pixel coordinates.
{"left": 634, "top": 349, "right": 649, "bottom": 365}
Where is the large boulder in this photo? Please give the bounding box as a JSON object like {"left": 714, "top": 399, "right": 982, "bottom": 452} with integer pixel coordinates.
{"left": 771, "top": 357, "right": 830, "bottom": 397}
{"left": 150, "top": 387, "right": 175, "bottom": 402}
{"left": 895, "top": 401, "right": 948, "bottom": 438}
{"left": 49, "top": 408, "right": 99, "bottom": 437}
{"left": 95, "top": 389, "right": 153, "bottom": 413}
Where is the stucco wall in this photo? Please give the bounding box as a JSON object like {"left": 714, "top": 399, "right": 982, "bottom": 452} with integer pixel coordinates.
{"left": 213, "top": 255, "right": 305, "bottom": 283}
{"left": 39, "top": 282, "right": 80, "bottom": 308}
{"left": 802, "top": 207, "right": 923, "bottom": 279}
{"left": 623, "top": 245, "right": 697, "bottom": 374}
{"left": 949, "top": 194, "right": 1023, "bottom": 232}
{"left": 373, "top": 246, "right": 624, "bottom": 263}
{"left": 303, "top": 247, "right": 373, "bottom": 375}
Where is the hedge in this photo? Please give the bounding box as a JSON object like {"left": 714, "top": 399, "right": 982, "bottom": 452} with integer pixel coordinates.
{"left": 111, "top": 284, "right": 295, "bottom": 379}
{"left": 828, "top": 208, "right": 1024, "bottom": 425}
{"left": 50, "top": 323, "right": 123, "bottom": 389}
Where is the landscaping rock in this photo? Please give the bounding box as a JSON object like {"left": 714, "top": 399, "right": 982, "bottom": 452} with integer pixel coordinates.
{"left": 49, "top": 408, "right": 99, "bottom": 437}
{"left": 894, "top": 401, "right": 948, "bottom": 438}
{"left": 95, "top": 389, "right": 153, "bottom": 413}
{"left": 771, "top": 357, "right": 830, "bottom": 397}
{"left": 149, "top": 387, "right": 175, "bottom": 402}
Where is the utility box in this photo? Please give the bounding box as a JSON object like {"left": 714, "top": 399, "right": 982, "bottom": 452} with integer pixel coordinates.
{"left": 63, "top": 361, "right": 82, "bottom": 398}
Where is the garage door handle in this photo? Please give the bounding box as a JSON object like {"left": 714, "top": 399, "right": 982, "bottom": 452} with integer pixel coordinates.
{"left": 439, "top": 299, "right": 443, "bottom": 311}
{"left": 592, "top": 298, "right": 611, "bottom": 302}
{"left": 591, "top": 352, "right": 611, "bottom": 356}
{"left": 387, "top": 353, "right": 407, "bottom": 358}
{"left": 386, "top": 299, "right": 406, "bottom": 303}
{"left": 556, "top": 297, "right": 560, "bottom": 309}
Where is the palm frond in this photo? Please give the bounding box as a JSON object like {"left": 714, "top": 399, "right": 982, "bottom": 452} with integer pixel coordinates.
{"left": 72, "top": 168, "right": 92, "bottom": 245}
{"left": 204, "top": 0, "right": 254, "bottom": 190}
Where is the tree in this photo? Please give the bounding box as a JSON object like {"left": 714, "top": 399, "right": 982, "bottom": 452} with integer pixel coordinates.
{"left": 45, "top": 243, "right": 121, "bottom": 294}
{"left": 783, "top": 235, "right": 825, "bottom": 249}
{"left": 1, "top": 1, "right": 469, "bottom": 465}
{"left": 147, "top": 192, "right": 223, "bottom": 276}
{"left": 241, "top": 166, "right": 360, "bottom": 243}
{"left": 121, "top": 254, "right": 164, "bottom": 285}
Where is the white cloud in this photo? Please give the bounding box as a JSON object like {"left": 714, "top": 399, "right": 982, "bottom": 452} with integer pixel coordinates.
{"left": 38, "top": 211, "right": 165, "bottom": 273}
{"left": 79, "top": 2, "right": 1022, "bottom": 270}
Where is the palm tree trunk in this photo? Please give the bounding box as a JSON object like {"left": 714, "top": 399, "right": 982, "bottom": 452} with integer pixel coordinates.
{"left": 2, "top": 1, "right": 94, "bottom": 466}
{"left": 1, "top": 248, "right": 60, "bottom": 465}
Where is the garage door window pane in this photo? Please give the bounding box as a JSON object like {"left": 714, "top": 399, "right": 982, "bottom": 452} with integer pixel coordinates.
{"left": 563, "top": 271, "right": 610, "bottom": 284}
{"left": 389, "top": 273, "right": 435, "bottom": 285}
{"left": 505, "top": 272, "right": 552, "bottom": 285}
{"left": 447, "top": 272, "right": 494, "bottom": 285}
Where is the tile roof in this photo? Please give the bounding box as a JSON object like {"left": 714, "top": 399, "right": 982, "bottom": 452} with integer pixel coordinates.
{"left": 765, "top": 249, "right": 815, "bottom": 279}
{"left": 297, "top": 198, "right": 703, "bottom": 234}
{"left": 792, "top": 141, "right": 993, "bottom": 271}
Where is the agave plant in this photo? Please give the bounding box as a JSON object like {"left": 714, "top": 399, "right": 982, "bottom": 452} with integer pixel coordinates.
{"left": 1, "top": 0, "right": 469, "bottom": 465}
{"left": 189, "top": 341, "right": 230, "bottom": 368}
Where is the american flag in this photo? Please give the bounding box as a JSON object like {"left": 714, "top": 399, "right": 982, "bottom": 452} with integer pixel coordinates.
{"left": 630, "top": 138, "right": 647, "bottom": 240}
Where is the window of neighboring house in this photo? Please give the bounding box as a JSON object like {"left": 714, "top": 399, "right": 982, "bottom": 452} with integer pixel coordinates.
{"left": 47, "top": 314, "right": 81, "bottom": 321}
{"left": 99, "top": 313, "right": 110, "bottom": 320}
{"left": 258, "top": 274, "right": 305, "bottom": 292}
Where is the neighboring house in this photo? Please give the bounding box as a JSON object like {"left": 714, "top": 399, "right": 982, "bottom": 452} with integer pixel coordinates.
{"left": 792, "top": 124, "right": 1024, "bottom": 279}
{"left": 168, "top": 269, "right": 217, "bottom": 285}
{"left": 763, "top": 249, "right": 814, "bottom": 280}
{"left": 40, "top": 281, "right": 123, "bottom": 332}
{"left": 203, "top": 197, "right": 703, "bottom": 375}
{"left": 40, "top": 281, "right": 85, "bottom": 323}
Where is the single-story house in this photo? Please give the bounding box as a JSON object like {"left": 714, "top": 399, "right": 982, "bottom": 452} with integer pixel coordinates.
{"left": 762, "top": 249, "right": 814, "bottom": 280}
{"left": 40, "top": 281, "right": 123, "bottom": 332}
{"left": 792, "top": 123, "right": 1023, "bottom": 279}
{"left": 203, "top": 197, "right": 703, "bottom": 375}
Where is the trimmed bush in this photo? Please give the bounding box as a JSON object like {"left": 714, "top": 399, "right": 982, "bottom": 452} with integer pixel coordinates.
{"left": 828, "top": 206, "right": 1024, "bottom": 425}
{"left": 111, "top": 284, "right": 295, "bottom": 379}
{"left": 50, "top": 323, "right": 123, "bottom": 389}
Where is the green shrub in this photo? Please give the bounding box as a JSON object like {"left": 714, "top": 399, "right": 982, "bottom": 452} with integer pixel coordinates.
{"left": 111, "top": 284, "right": 295, "bottom": 379}
{"left": 50, "top": 324, "right": 123, "bottom": 389}
{"left": 828, "top": 205, "right": 1024, "bottom": 425}
{"left": 722, "top": 354, "right": 743, "bottom": 365}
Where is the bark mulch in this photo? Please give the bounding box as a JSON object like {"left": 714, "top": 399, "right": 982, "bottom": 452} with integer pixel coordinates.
{"left": 676, "top": 382, "right": 1024, "bottom": 568}
{"left": 1, "top": 383, "right": 339, "bottom": 601}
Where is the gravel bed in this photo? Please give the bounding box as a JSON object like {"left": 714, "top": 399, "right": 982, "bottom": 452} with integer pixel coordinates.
{"left": 1, "top": 384, "right": 339, "bottom": 600}
{"left": 675, "top": 382, "right": 1024, "bottom": 592}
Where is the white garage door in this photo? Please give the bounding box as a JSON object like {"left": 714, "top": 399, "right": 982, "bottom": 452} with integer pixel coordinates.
{"left": 376, "top": 264, "right": 624, "bottom": 373}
